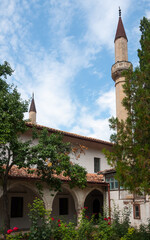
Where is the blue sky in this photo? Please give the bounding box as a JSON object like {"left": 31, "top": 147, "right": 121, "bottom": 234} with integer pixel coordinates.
{"left": 0, "top": 0, "right": 150, "bottom": 141}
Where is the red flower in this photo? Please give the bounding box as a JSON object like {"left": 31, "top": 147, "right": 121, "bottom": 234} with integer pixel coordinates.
{"left": 85, "top": 215, "right": 89, "bottom": 219}
{"left": 13, "top": 227, "right": 18, "bottom": 231}
{"left": 108, "top": 222, "right": 111, "bottom": 225}
{"left": 7, "top": 229, "right": 13, "bottom": 234}
{"left": 108, "top": 217, "right": 111, "bottom": 220}
{"left": 58, "top": 219, "right": 61, "bottom": 223}
{"left": 84, "top": 207, "right": 88, "bottom": 209}
{"left": 51, "top": 217, "right": 54, "bottom": 221}
{"left": 58, "top": 224, "right": 61, "bottom": 227}
{"left": 104, "top": 218, "right": 108, "bottom": 221}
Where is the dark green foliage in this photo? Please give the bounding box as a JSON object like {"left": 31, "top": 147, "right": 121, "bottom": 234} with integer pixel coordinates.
{"left": 52, "top": 220, "right": 78, "bottom": 240}
{"left": 104, "top": 17, "right": 150, "bottom": 194}
{"left": 28, "top": 128, "right": 87, "bottom": 191}
{"left": 0, "top": 62, "right": 30, "bottom": 232}
{"left": 0, "top": 62, "right": 28, "bottom": 145}
{"left": 28, "top": 198, "right": 52, "bottom": 240}
{"left": 6, "top": 232, "right": 29, "bottom": 240}
{"left": 5, "top": 201, "right": 150, "bottom": 240}
{"left": 133, "top": 220, "right": 150, "bottom": 240}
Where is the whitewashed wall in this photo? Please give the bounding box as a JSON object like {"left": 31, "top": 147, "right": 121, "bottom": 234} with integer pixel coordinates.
{"left": 21, "top": 129, "right": 112, "bottom": 174}
{"left": 105, "top": 190, "right": 150, "bottom": 227}
{"left": 64, "top": 136, "right": 111, "bottom": 173}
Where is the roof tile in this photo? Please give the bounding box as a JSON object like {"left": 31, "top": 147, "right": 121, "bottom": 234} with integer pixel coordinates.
{"left": 9, "top": 166, "right": 104, "bottom": 183}
{"left": 26, "top": 122, "right": 113, "bottom": 146}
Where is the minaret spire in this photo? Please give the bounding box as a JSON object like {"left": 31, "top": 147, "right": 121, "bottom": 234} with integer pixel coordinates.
{"left": 114, "top": 8, "right": 127, "bottom": 43}
{"left": 29, "top": 93, "right": 37, "bottom": 124}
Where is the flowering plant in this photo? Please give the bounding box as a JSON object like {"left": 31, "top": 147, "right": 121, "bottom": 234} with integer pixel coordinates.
{"left": 7, "top": 229, "right": 13, "bottom": 234}
{"left": 7, "top": 227, "right": 18, "bottom": 234}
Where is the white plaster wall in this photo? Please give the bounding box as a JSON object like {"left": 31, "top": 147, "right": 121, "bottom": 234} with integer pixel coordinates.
{"left": 65, "top": 137, "right": 111, "bottom": 174}
{"left": 70, "top": 148, "right": 110, "bottom": 173}
{"left": 21, "top": 129, "right": 112, "bottom": 174}
{"left": 105, "top": 190, "right": 150, "bottom": 227}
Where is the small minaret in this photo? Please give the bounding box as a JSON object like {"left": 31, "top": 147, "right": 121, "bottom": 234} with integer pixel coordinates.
{"left": 29, "top": 93, "right": 37, "bottom": 124}
{"left": 111, "top": 8, "right": 132, "bottom": 122}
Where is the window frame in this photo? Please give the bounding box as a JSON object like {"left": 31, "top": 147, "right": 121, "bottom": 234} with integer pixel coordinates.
{"left": 133, "top": 204, "right": 141, "bottom": 219}
{"left": 105, "top": 174, "right": 119, "bottom": 190}
{"left": 94, "top": 157, "right": 100, "bottom": 173}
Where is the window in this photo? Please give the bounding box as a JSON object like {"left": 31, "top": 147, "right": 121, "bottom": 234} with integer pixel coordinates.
{"left": 106, "top": 175, "right": 118, "bottom": 190}
{"left": 94, "top": 158, "right": 100, "bottom": 173}
{"left": 133, "top": 204, "right": 140, "bottom": 219}
{"left": 59, "top": 198, "right": 68, "bottom": 215}
{"left": 11, "top": 197, "right": 23, "bottom": 218}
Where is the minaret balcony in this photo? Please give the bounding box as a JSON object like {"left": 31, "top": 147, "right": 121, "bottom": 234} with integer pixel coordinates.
{"left": 111, "top": 61, "right": 132, "bottom": 81}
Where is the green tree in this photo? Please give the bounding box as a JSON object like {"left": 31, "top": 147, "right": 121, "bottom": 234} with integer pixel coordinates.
{"left": 0, "top": 61, "right": 87, "bottom": 233}
{"left": 104, "top": 17, "right": 150, "bottom": 194}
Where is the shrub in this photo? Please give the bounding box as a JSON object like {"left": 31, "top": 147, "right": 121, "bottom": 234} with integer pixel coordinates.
{"left": 133, "top": 219, "right": 150, "bottom": 240}
{"left": 92, "top": 216, "right": 119, "bottom": 240}
{"left": 120, "top": 227, "right": 135, "bottom": 240}
{"left": 111, "top": 204, "right": 131, "bottom": 239}
{"left": 6, "top": 232, "right": 29, "bottom": 240}
{"left": 77, "top": 207, "right": 96, "bottom": 240}
{"left": 4, "top": 199, "right": 150, "bottom": 240}
{"left": 28, "top": 198, "right": 52, "bottom": 240}
{"left": 52, "top": 220, "right": 77, "bottom": 240}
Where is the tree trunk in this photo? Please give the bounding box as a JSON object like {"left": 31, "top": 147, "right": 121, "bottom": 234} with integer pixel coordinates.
{"left": 3, "top": 176, "right": 10, "bottom": 233}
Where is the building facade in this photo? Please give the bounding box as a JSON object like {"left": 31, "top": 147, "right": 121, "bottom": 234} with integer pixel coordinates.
{"left": 0, "top": 12, "right": 150, "bottom": 230}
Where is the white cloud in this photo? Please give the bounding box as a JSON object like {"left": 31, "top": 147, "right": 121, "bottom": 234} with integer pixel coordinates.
{"left": 96, "top": 88, "right": 116, "bottom": 117}
{"left": 71, "top": 88, "right": 116, "bottom": 141}
{"left": 0, "top": 0, "right": 145, "bottom": 142}
{"left": 77, "top": 0, "right": 131, "bottom": 49}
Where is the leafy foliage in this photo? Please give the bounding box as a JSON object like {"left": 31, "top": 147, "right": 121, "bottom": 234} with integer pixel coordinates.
{"left": 28, "top": 128, "right": 87, "bottom": 191}
{"left": 6, "top": 232, "right": 29, "bottom": 240}
{"left": 104, "top": 17, "right": 150, "bottom": 194}
{"left": 28, "top": 198, "right": 52, "bottom": 240}
{"left": 5, "top": 200, "right": 150, "bottom": 240}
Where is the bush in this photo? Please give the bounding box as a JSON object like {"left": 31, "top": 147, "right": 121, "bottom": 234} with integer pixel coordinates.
{"left": 133, "top": 219, "right": 150, "bottom": 240}
{"left": 92, "top": 218, "right": 114, "bottom": 240}
{"left": 5, "top": 199, "right": 150, "bottom": 240}
{"left": 28, "top": 198, "right": 52, "bottom": 240}
{"left": 52, "top": 220, "right": 77, "bottom": 240}
{"left": 76, "top": 208, "right": 94, "bottom": 240}
{"left": 6, "top": 232, "right": 29, "bottom": 240}
{"left": 111, "top": 205, "right": 131, "bottom": 239}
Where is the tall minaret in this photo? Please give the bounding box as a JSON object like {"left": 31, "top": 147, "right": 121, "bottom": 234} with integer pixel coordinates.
{"left": 29, "top": 93, "right": 37, "bottom": 124}
{"left": 111, "top": 8, "right": 132, "bottom": 121}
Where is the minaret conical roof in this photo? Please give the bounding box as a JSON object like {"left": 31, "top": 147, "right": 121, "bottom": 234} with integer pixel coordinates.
{"left": 29, "top": 93, "right": 36, "bottom": 113}
{"left": 114, "top": 15, "right": 127, "bottom": 42}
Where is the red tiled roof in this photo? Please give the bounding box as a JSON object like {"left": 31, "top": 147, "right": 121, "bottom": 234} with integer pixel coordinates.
{"left": 115, "top": 16, "right": 127, "bottom": 42}
{"left": 26, "top": 122, "right": 113, "bottom": 147}
{"left": 8, "top": 166, "right": 104, "bottom": 184}
{"left": 86, "top": 173, "right": 104, "bottom": 183}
